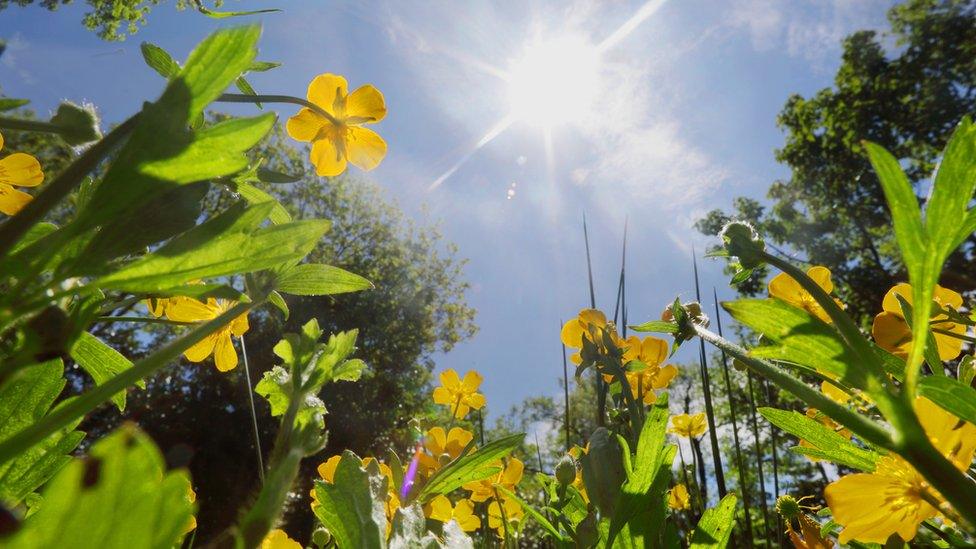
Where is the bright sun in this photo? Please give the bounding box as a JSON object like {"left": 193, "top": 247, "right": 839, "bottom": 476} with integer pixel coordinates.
{"left": 506, "top": 34, "right": 601, "bottom": 128}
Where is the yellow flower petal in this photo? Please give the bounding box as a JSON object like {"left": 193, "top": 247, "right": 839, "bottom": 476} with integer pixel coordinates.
{"left": 0, "top": 183, "right": 33, "bottom": 215}
{"left": 165, "top": 297, "right": 216, "bottom": 323}
{"left": 560, "top": 318, "right": 585, "bottom": 348}
{"left": 285, "top": 108, "right": 326, "bottom": 142}
{"left": 310, "top": 136, "right": 347, "bottom": 177}
{"left": 465, "top": 391, "right": 486, "bottom": 411}
{"left": 440, "top": 369, "right": 461, "bottom": 390}
{"left": 807, "top": 266, "right": 833, "bottom": 294}
{"left": 426, "top": 495, "right": 453, "bottom": 522}
{"left": 432, "top": 386, "right": 453, "bottom": 406}
{"left": 872, "top": 311, "right": 911, "bottom": 358}
{"left": 261, "top": 529, "right": 302, "bottom": 549}
{"left": 0, "top": 152, "right": 43, "bottom": 187}
{"left": 881, "top": 283, "right": 912, "bottom": 316}
{"left": 426, "top": 427, "right": 447, "bottom": 455}
{"left": 214, "top": 333, "right": 238, "bottom": 372}
{"left": 454, "top": 499, "right": 481, "bottom": 532}
{"left": 345, "top": 84, "right": 387, "bottom": 123}
{"left": 345, "top": 126, "right": 387, "bottom": 172}
{"left": 306, "top": 73, "right": 348, "bottom": 116}
{"left": 230, "top": 311, "right": 250, "bottom": 337}
{"left": 184, "top": 335, "right": 217, "bottom": 363}
{"left": 460, "top": 370, "right": 483, "bottom": 393}
{"left": 317, "top": 455, "right": 341, "bottom": 483}
{"left": 640, "top": 336, "right": 668, "bottom": 366}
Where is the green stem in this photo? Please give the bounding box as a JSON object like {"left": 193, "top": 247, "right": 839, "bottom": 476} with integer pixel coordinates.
{"left": 0, "top": 116, "right": 63, "bottom": 134}
{"left": 216, "top": 93, "right": 340, "bottom": 125}
{"left": 0, "top": 300, "right": 255, "bottom": 465}
{"left": 932, "top": 327, "right": 976, "bottom": 344}
{"left": 693, "top": 324, "right": 893, "bottom": 449}
{"left": 0, "top": 114, "right": 140, "bottom": 259}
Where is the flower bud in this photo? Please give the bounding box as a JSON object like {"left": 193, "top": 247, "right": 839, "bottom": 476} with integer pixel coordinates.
{"left": 555, "top": 455, "right": 576, "bottom": 485}
{"left": 312, "top": 527, "right": 332, "bottom": 548}
{"left": 775, "top": 494, "right": 801, "bottom": 520}
{"left": 719, "top": 221, "right": 765, "bottom": 269}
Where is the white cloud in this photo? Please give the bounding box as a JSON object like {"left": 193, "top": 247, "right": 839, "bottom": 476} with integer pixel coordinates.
{"left": 725, "top": 0, "right": 890, "bottom": 67}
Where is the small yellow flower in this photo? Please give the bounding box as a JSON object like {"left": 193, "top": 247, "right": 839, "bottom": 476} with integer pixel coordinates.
{"left": 487, "top": 496, "right": 524, "bottom": 537}
{"left": 602, "top": 335, "right": 677, "bottom": 404}
{"left": 0, "top": 132, "right": 43, "bottom": 215}
{"left": 667, "top": 484, "right": 690, "bottom": 510}
{"left": 768, "top": 266, "right": 839, "bottom": 323}
{"left": 286, "top": 73, "right": 387, "bottom": 177}
{"left": 872, "top": 283, "right": 966, "bottom": 361}
{"left": 419, "top": 427, "right": 474, "bottom": 475}
{"left": 432, "top": 369, "right": 486, "bottom": 419}
{"left": 668, "top": 412, "right": 707, "bottom": 438}
{"left": 425, "top": 495, "right": 481, "bottom": 532}
{"left": 165, "top": 297, "right": 249, "bottom": 372}
{"left": 313, "top": 455, "right": 400, "bottom": 528}
{"left": 824, "top": 397, "right": 976, "bottom": 544}
{"left": 561, "top": 309, "right": 617, "bottom": 364}
{"left": 464, "top": 457, "right": 523, "bottom": 502}
{"left": 260, "top": 529, "right": 301, "bottom": 549}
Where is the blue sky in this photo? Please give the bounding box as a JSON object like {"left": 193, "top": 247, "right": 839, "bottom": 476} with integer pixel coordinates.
{"left": 1, "top": 0, "right": 895, "bottom": 416}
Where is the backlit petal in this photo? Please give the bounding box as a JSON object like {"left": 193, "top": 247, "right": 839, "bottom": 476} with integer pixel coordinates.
{"left": 184, "top": 335, "right": 217, "bottom": 363}
{"left": 640, "top": 336, "right": 668, "bottom": 366}
{"left": 807, "top": 266, "right": 833, "bottom": 293}
{"left": 768, "top": 272, "right": 804, "bottom": 303}
{"left": 345, "top": 126, "right": 387, "bottom": 171}
{"left": 214, "top": 333, "right": 238, "bottom": 372}
{"left": 0, "top": 183, "right": 33, "bottom": 215}
{"left": 306, "top": 73, "right": 348, "bottom": 116}
{"left": 165, "top": 297, "right": 216, "bottom": 323}
{"left": 440, "top": 369, "right": 462, "bottom": 390}
{"left": 872, "top": 311, "right": 911, "bottom": 358}
{"left": 317, "top": 455, "right": 341, "bottom": 482}
{"left": 345, "top": 84, "right": 387, "bottom": 123}
{"left": 310, "top": 135, "right": 347, "bottom": 177}
{"left": 285, "top": 108, "right": 326, "bottom": 142}
{"left": 561, "top": 319, "right": 584, "bottom": 348}
{"left": 460, "top": 370, "right": 483, "bottom": 392}
{"left": 464, "top": 392, "right": 486, "bottom": 410}
{"left": 427, "top": 495, "right": 453, "bottom": 522}
{"left": 881, "top": 283, "right": 912, "bottom": 316}
{"left": 0, "top": 153, "right": 43, "bottom": 187}
{"left": 432, "top": 386, "right": 453, "bottom": 406}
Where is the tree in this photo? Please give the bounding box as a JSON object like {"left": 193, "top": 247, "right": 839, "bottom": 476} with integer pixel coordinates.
{"left": 0, "top": 0, "right": 224, "bottom": 41}
{"left": 697, "top": 0, "right": 976, "bottom": 325}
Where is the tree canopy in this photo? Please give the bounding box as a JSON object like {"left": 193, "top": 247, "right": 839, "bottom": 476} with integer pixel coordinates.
{"left": 697, "top": 0, "right": 976, "bottom": 324}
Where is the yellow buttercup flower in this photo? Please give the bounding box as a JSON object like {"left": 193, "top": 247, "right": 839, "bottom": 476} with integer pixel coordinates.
{"left": 667, "top": 484, "right": 690, "bottom": 510}
{"left": 487, "top": 496, "right": 524, "bottom": 537}
{"left": 601, "top": 335, "right": 677, "bottom": 404}
{"left": 164, "top": 297, "right": 249, "bottom": 372}
{"left": 260, "top": 529, "right": 301, "bottom": 549}
{"left": 286, "top": 73, "right": 387, "bottom": 177}
{"left": 464, "top": 457, "right": 523, "bottom": 502}
{"left": 669, "top": 412, "right": 707, "bottom": 438}
{"left": 872, "top": 283, "right": 966, "bottom": 361}
{"left": 824, "top": 397, "right": 976, "bottom": 544}
{"left": 432, "top": 369, "right": 486, "bottom": 419}
{"left": 0, "top": 132, "right": 43, "bottom": 215}
{"left": 419, "top": 427, "right": 474, "bottom": 475}
{"left": 561, "top": 309, "right": 623, "bottom": 364}
{"left": 313, "top": 455, "right": 401, "bottom": 529}
{"left": 425, "top": 495, "right": 481, "bottom": 532}
{"left": 768, "top": 266, "right": 839, "bottom": 323}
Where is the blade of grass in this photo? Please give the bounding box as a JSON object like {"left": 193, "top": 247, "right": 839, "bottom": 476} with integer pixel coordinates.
{"left": 692, "top": 249, "right": 727, "bottom": 498}
{"left": 582, "top": 212, "right": 606, "bottom": 428}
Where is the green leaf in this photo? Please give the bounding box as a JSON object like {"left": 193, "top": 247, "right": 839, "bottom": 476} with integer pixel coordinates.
{"left": 235, "top": 76, "right": 261, "bottom": 108}
{"left": 0, "top": 98, "right": 30, "bottom": 111}
{"left": 864, "top": 141, "right": 926, "bottom": 273}
{"left": 724, "top": 298, "right": 877, "bottom": 389}
{"left": 417, "top": 433, "right": 525, "bottom": 502}
{"left": 959, "top": 355, "right": 975, "bottom": 387}
{"left": 917, "top": 376, "right": 976, "bottom": 426}
{"left": 688, "top": 493, "right": 738, "bottom": 549}
{"left": 924, "top": 118, "right": 976, "bottom": 262}
{"left": 628, "top": 320, "right": 679, "bottom": 334}
{"left": 6, "top": 425, "right": 193, "bottom": 548}
{"left": 255, "top": 365, "right": 326, "bottom": 430}
{"left": 70, "top": 332, "right": 138, "bottom": 411}
{"left": 257, "top": 167, "right": 302, "bottom": 183}
{"left": 759, "top": 407, "right": 878, "bottom": 471}
{"left": 312, "top": 451, "right": 387, "bottom": 549}
{"left": 0, "top": 360, "right": 83, "bottom": 505}
{"left": 140, "top": 42, "right": 180, "bottom": 79}
{"left": 607, "top": 395, "right": 674, "bottom": 547}
{"left": 79, "top": 26, "right": 262, "bottom": 227}
{"left": 96, "top": 202, "right": 330, "bottom": 292}
{"left": 275, "top": 264, "right": 373, "bottom": 296}
{"left": 309, "top": 330, "right": 364, "bottom": 388}
{"left": 496, "top": 485, "right": 569, "bottom": 542}
{"left": 195, "top": 4, "right": 282, "bottom": 18}
{"left": 248, "top": 61, "right": 281, "bottom": 72}
{"left": 268, "top": 290, "right": 289, "bottom": 320}
{"left": 231, "top": 180, "right": 291, "bottom": 224}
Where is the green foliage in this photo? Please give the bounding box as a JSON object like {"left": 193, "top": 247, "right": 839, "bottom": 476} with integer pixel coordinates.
{"left": 4, "top": 425, "right": 193, "bottom": 548}
{"left": 417, "top": 433, "right": 524, "bottom": 502}
{"left": 758, "top": 407, "right": 878, "bottom": 471}
{"left": 0, "top": 360, "right": 83, "bottom": 506}
{"left": 917, "top": 376, "right": 976, "bottom": 425}
{"left": 312, "top": 451, "right": 389, "bottom": 549}
{"left": 69, "top": 332, "right": 137, "bottom": 411}
{"left": 696, "top": 0, "right": 976, "bottom": 323}
{"left": 688, "top": 494, "right": 738, "bottom": 549}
